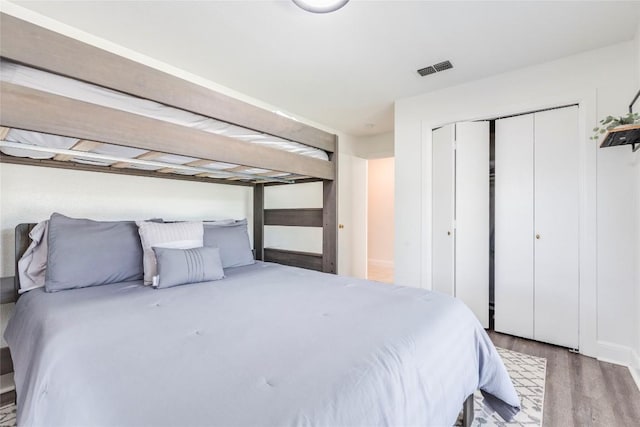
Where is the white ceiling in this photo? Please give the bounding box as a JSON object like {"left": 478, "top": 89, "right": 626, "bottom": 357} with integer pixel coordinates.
{"left": 9, "top": 1, "right": 640, "bottom": 136}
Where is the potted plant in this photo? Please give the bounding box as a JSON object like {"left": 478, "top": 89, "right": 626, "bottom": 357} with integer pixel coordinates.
{"left": 591, "top": 112, "right": 640, "bottom": 140}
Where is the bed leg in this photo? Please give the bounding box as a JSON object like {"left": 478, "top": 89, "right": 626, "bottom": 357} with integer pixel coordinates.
{"left": 462, "top": 394, "right": 474, "bottom": 427}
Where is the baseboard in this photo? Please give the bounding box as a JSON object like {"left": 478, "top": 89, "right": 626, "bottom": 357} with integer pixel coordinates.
{"left": 367, "top": 259, "right": 394, "bottom": 268}
{"left": 597, "top": 340, "right": 640, "bottom": 391}
{"left": 597, "top": 340, "right": 634, "bottom": 366}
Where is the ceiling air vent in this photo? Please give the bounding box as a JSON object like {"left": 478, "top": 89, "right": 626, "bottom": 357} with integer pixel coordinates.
{"left": 417, "top": 60, "right": 453, "bottom": 77}
{"left": 433, "top": 60, "right": 453, "bottom": 72}
{"left": 417, "top": 66, "right": 436, "bottom": 77}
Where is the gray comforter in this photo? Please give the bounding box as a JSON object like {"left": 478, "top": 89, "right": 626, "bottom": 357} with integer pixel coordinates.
{"left": 5, "top": 262, "right": 520, "bottom": 426}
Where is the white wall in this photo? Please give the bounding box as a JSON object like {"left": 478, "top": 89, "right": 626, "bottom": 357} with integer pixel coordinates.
{"left": 353, "top": 131, "right": 394, "bottom": 159}
{"left": 632, "top": 23, "right": 640, "bottom": 388}
{"left": 367, "top": 157, "right": 394, "bottom": 268}
{"left": 395, "top": 41, "right": 637, "bottom": 366}
{"left": 0, "top": 163, "right": 252, "bottom": 277}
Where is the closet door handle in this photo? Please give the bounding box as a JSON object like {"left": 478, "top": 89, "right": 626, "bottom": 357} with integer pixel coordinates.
{"left": 536, "top": 233, "right": 541, "bottom": 240}
{"left": 447, "top": 231, "right": 451, "bottom": 236}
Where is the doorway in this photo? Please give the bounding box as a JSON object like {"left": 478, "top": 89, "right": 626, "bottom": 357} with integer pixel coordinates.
{"left": 367, "top": 157, "right": 394, "bottom": 283}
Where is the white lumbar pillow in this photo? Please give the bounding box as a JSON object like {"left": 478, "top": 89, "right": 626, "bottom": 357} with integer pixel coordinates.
{"left": 136, "top": 221, "right": 204, "bottom": 285}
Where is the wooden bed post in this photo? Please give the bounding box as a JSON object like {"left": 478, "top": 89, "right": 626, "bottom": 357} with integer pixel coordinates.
{"left": 322, "top": 179, "right": 337, "bottom": 273}
{"left": 322, "top": 139, "right": 338, "bottom": 274}
{"left": 253, "top": 183, "right": 264, "bottom": 261}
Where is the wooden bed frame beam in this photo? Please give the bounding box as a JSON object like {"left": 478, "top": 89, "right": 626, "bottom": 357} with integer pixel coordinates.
{"left": 264, "top": 177, "right": 323, "bottom": 186}
{"left": 0, "top": 13, "right": 336, "bottom": 153}
{"left": 264, "top": 248, "right": 323, "bottom": 272}
{"left": 0, "top": 82, "right": 334, "bottom": 180}
{"left": 264, "top": 208, "right": 323, "bottom": 227}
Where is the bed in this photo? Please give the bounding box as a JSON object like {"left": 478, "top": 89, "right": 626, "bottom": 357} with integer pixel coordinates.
{"left": 6, "top": 225, "right": 519, "bottom": 426}
{"left": 0, "top": 11, "right": 338, "bottom": 274}
{"left": 1, "top": 12, "right": 519, "bottom": 426}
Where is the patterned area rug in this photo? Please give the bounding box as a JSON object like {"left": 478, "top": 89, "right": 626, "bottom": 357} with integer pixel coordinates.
{"left": 457, "top": 347, "right": 547, "bottom": 426}
{"left": 0, "top": 404, "right": 15, "bottom": 427}
{"left": 0, "top": 347, "right": 545, "bottom": 427}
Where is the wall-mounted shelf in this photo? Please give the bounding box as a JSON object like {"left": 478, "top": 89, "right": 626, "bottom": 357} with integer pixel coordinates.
{"left": 599, "top": 124, "right": 640, "bottom": 152}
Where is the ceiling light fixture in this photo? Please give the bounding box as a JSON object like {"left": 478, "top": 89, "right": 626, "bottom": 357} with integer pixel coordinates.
{"left": 292, "top": 0, "right": 349, "bottom": 13}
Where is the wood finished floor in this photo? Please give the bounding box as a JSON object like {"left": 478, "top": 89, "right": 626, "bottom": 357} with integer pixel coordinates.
{"left": 488, "top": 331, "right": 640, "bottom": 427}
{"left": 367, "top": 263, "right": 394, "bottom": 284}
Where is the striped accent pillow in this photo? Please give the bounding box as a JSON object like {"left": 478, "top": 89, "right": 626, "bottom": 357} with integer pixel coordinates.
{"left": 152, "top": 247, "right": 224, "bottom": 288}
{"left": 137, "top": 221, "right": 203, "bottom": 285}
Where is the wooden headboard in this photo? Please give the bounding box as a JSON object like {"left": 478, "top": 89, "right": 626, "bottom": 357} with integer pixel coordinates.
{"left": 13, "top": 223, "right": 36, "bottom": 300}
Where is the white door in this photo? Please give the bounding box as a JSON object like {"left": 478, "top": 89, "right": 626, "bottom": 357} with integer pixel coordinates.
{"left": 494, "top": 114, "right": 535, "bottom": 339}
{"left": 338, "top": 152, "right": 368, "bottom": 278}
{"left": 455, "top": 122, "right": 490, "bottom": 328}
{"left": 431, "top": 125, "right": 455, "bottom": 296}
{"left": 534, "top": 106, "right": 580, "bottom": 349}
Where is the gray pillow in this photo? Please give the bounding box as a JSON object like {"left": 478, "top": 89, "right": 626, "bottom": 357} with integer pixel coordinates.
{"left": 203, "top": 219, "right": 255, "bottom": 268}
{"left": 45, "top": 213, "right": 146, "bottom": 292}
{"left": 152, "top": 246, "right": 224, "bottom": 289}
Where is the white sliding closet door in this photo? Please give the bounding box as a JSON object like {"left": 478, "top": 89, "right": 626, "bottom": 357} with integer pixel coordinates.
{"left": 455, "top": 122, "right": 490, "bottom": 328}
{"left": 534, "top": 106, "right": 579, "bottom": 349}
{"left": 432, "top": 124, "right": 455, "bottom": 296}
{"left": 495, "top": 114, "right": 535, "bottom": 339}
{"left": 432, "top": 122, "right": 489, "bottom": 328}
